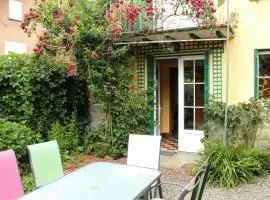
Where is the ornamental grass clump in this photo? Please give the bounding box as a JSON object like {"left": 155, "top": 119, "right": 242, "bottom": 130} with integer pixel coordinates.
{"left": 195, "top": 140, "right": 270, "bottom": 188}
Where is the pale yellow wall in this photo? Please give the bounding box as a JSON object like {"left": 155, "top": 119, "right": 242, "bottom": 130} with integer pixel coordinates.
{"left": 221, "top": 0, "right": 270, "bottom": 104}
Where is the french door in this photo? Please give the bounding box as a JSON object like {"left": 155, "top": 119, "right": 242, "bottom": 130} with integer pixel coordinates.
{"left": 178, "top": 56, "right": 205, "bottom": 152}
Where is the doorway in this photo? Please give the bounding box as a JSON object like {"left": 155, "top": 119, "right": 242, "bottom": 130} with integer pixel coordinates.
{"left": 156, "top": 59, "right": 178, "bottom": 151}
{"left": 155, "top": 56, "right": 205, "bottom": 152}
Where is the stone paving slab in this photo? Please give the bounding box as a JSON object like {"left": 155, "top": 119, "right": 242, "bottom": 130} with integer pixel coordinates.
{"left": 160, "top": 151, "right": 200, "bottom": 170}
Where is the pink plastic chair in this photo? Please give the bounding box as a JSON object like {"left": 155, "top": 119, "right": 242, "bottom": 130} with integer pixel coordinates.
{"left": 0, "top": 149, "right": 24, "bottom": 200}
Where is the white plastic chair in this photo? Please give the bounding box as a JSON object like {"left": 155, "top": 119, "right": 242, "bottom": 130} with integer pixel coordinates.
{"left": 127, "top": 134, "right": 162, "bottom": 198}
{"left": 127, "top": 134, "right": 162, "bottom": 170}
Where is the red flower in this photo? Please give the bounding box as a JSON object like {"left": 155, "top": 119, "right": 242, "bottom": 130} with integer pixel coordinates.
{"left": 67, "top": 65, "right": 78, "bottom": 77}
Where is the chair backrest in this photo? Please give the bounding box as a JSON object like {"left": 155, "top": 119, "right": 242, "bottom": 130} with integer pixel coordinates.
{"left": 178, "top": 168, "right": 205, "bottom": 200}
{"left": 27, "top": 140, "right": 64, "bottom": 187}
{"left": 0, "top": 149, "right": 24, "bottom": 200}
{"left": 127, "top": 134, "right": 162, "bottom": 170}
{"left": 191, "top": 152, "right": 217, "bottom": 200}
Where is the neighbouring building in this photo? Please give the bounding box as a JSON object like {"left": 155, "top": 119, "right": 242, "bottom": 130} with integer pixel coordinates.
{"left": 0, "top": 0, "right": 36, "bottom": 54}
{"left": 118, "top": 0, "right": 270, "bottom": 152}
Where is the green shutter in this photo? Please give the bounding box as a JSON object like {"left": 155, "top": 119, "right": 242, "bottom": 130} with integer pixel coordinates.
{"left": 147, "top": 55, "right": 155, "bottom": 135}
{"left": 204, "top": 52, "right": 210, "bottom": 105}
{"left": 254, "top": 49, "right": 259, "bottom": 100}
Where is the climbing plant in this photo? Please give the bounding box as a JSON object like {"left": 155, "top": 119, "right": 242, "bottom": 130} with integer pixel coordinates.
{"left": 18, "top": 0, "right": 219, "bottom": 156}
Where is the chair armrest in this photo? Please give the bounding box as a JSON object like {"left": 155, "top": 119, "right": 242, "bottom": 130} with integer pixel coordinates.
{"left": 150, "top": 181, "right": 187, "bottom": 199}
{"left": 153, "top": 181, "right": 186, "bottom": 188}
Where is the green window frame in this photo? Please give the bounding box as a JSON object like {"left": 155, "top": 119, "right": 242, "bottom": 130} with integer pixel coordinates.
{"left": 204, "top": 51, "right": 210, "bottom": 105}
{"left": 147, "top": 55, "right": 155, "bottom": 135}
{"left": 254, "top": 49, "right": 270, "bottom": 100}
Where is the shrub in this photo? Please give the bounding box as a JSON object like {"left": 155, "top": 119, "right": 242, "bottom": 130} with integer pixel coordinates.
{"left": 22, "top": 174, "right": 35, "bottom": 192}
{"left": 204, "top": 98, "right": 264, "bottom": 147}
{"left": 195, "top": 140, "right": 268, "bottom": 188}
{"left": 48, "top": 116, "right": 80, "bottom": 157}
{"left": 249, "top": 149, "right": 270, "bottom": 175}
{"left": 0, "top": 53, "right": 89, "bottom": 139}
{"left": 0, "top": 119, "right": 34, "bottom": 170}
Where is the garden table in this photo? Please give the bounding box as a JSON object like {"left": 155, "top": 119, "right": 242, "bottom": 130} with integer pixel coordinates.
{"left": 19, "top": 162, "right": 161, "bottom": 200}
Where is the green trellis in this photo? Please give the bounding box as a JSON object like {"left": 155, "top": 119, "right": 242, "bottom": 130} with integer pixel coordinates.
{"left": 211, "top": 48, "right": 224, "bottom": 102}
{"left": 135, "top": 41, "right": 224, "bottom": 134}
{"left": 135, "top": 41, "right": 224, "bottom": 97}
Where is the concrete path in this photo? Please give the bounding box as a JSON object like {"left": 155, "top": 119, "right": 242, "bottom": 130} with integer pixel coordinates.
{"left": 160, "top": 151, "right": 200, "bottom": 170}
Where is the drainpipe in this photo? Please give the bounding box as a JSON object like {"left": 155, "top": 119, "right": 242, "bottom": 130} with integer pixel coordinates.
{"left": 224, "top": 0, "right": 230, "bottom": 147}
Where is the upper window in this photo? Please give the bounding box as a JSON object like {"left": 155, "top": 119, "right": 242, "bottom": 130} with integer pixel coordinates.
{"left": 257, "top": 51, "right": 270, "bottom": 99}
{"left": 4, "top": 41, "right": 27, "bottom": 54}
{"left": 9, "top": 0, "right": 22, "bottom": 21}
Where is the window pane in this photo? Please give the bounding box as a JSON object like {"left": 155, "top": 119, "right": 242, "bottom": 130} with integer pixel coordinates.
{"left": 184, "top": 108, "right": 193, "bottom": 129}
{"left": 184, "top": 84, "right": 194, "bottom": 106}
{"left": 184, "top": 60, "right": 193, "bottom": 83}
{"left": 259, "top": 54, "right": 270, "bottom": 76}
{"left": 195, "top": 108, "right": 204, "bottom": 130}
{"left": 195, "top": 84, "right": 204, "bottom": 106}
{"left": 259, "top": 78, "right": 270, "bottom": 98}
{"left": 9, "top": 0, "right": 22, "bottom": 21}
{"left": 195, "top": 60, "right": 204, "bottom": 82}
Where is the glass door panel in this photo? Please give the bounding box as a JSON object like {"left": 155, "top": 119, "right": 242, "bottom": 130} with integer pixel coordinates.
{"left": 184, "top": 108, "right": 193, "bottom": 129}
{"left": 195, "top": 108, "right": 204, "bottom": 130}
{"left": 183, "top": 58, "right": 204, "bottom": 131}
{"left": 184, "top": 84, "right": 194, "bottom": 106}
{"left": 195, "top": 84, "right": 204, "bottom": 106}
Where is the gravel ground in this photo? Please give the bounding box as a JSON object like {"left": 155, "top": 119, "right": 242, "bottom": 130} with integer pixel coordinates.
{"left": 203, "top": 176, "right": 270, "bottom": 200}
{"left": 64, "top": 155, "right": 270, "bottom": 200}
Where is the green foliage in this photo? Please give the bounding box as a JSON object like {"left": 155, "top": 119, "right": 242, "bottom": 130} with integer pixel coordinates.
{"left": 0, "top": 119, "right": 36, "bottom": 170}
{"left": 217, "top": 0, "right": 225, "bottom": 7}
{"left": 82, "top": 52, "right": 151, "bottom": 157}
{"left": 48, "top": 115, "right": 80, "bottom": 157}
{"left": 204, "top": 98, "right": 264, "bottom": 147}
{"left": 249, "top": 149, "right": 270, "bottom": 174}
{"left": 22, "top": 174, "right": 35, "bottom": 193}
{"left": 196, "top": 140, "right": 270, "bottom": 188}
{"left": 0, "top": 53, "right": 89, "bottom": 138}
{"left": 0, "top": 54, "right": 33, "bottom": 123}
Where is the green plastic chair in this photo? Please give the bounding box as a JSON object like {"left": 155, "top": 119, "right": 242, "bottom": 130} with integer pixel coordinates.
{"left": 27, "top": 140, "right": 64, "bottom": 187}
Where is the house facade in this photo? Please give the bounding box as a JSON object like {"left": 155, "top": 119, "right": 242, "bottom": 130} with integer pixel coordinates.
{"left": 121, "top": 0, "right": 270, "bottom": 152}
{"left": 0, "top": 0, "right": 36, "bottom": 54}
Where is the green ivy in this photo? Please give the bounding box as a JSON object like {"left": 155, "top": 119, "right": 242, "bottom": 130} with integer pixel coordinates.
{"left": 81, "top": 50, "right": 151, "bottom": 157}
{"left": 0, "top": 54, "right": 89, "bottom": 138}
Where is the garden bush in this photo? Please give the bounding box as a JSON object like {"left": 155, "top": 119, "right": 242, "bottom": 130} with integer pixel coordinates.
{"left": 196, "top": 140, "right": 270, "bottom": 188}
{"left": 204, "top": 98, "right": 264, "bottom": 147}
{"left": 0, "top": 53, "right": 89, "bottom": 139}
{"left": 0, "top": 119, "right": 39, "bottom": 170}
{"left": 48, "top": 116, "right": 81, "bottom": 158}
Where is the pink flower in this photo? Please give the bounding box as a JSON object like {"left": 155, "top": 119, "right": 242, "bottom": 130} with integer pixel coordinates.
{"left": 69, "top": 26, "right": 75, "bottom": 33}
{"left": 90, "top": 51, "right": 99, "bottom": 59}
